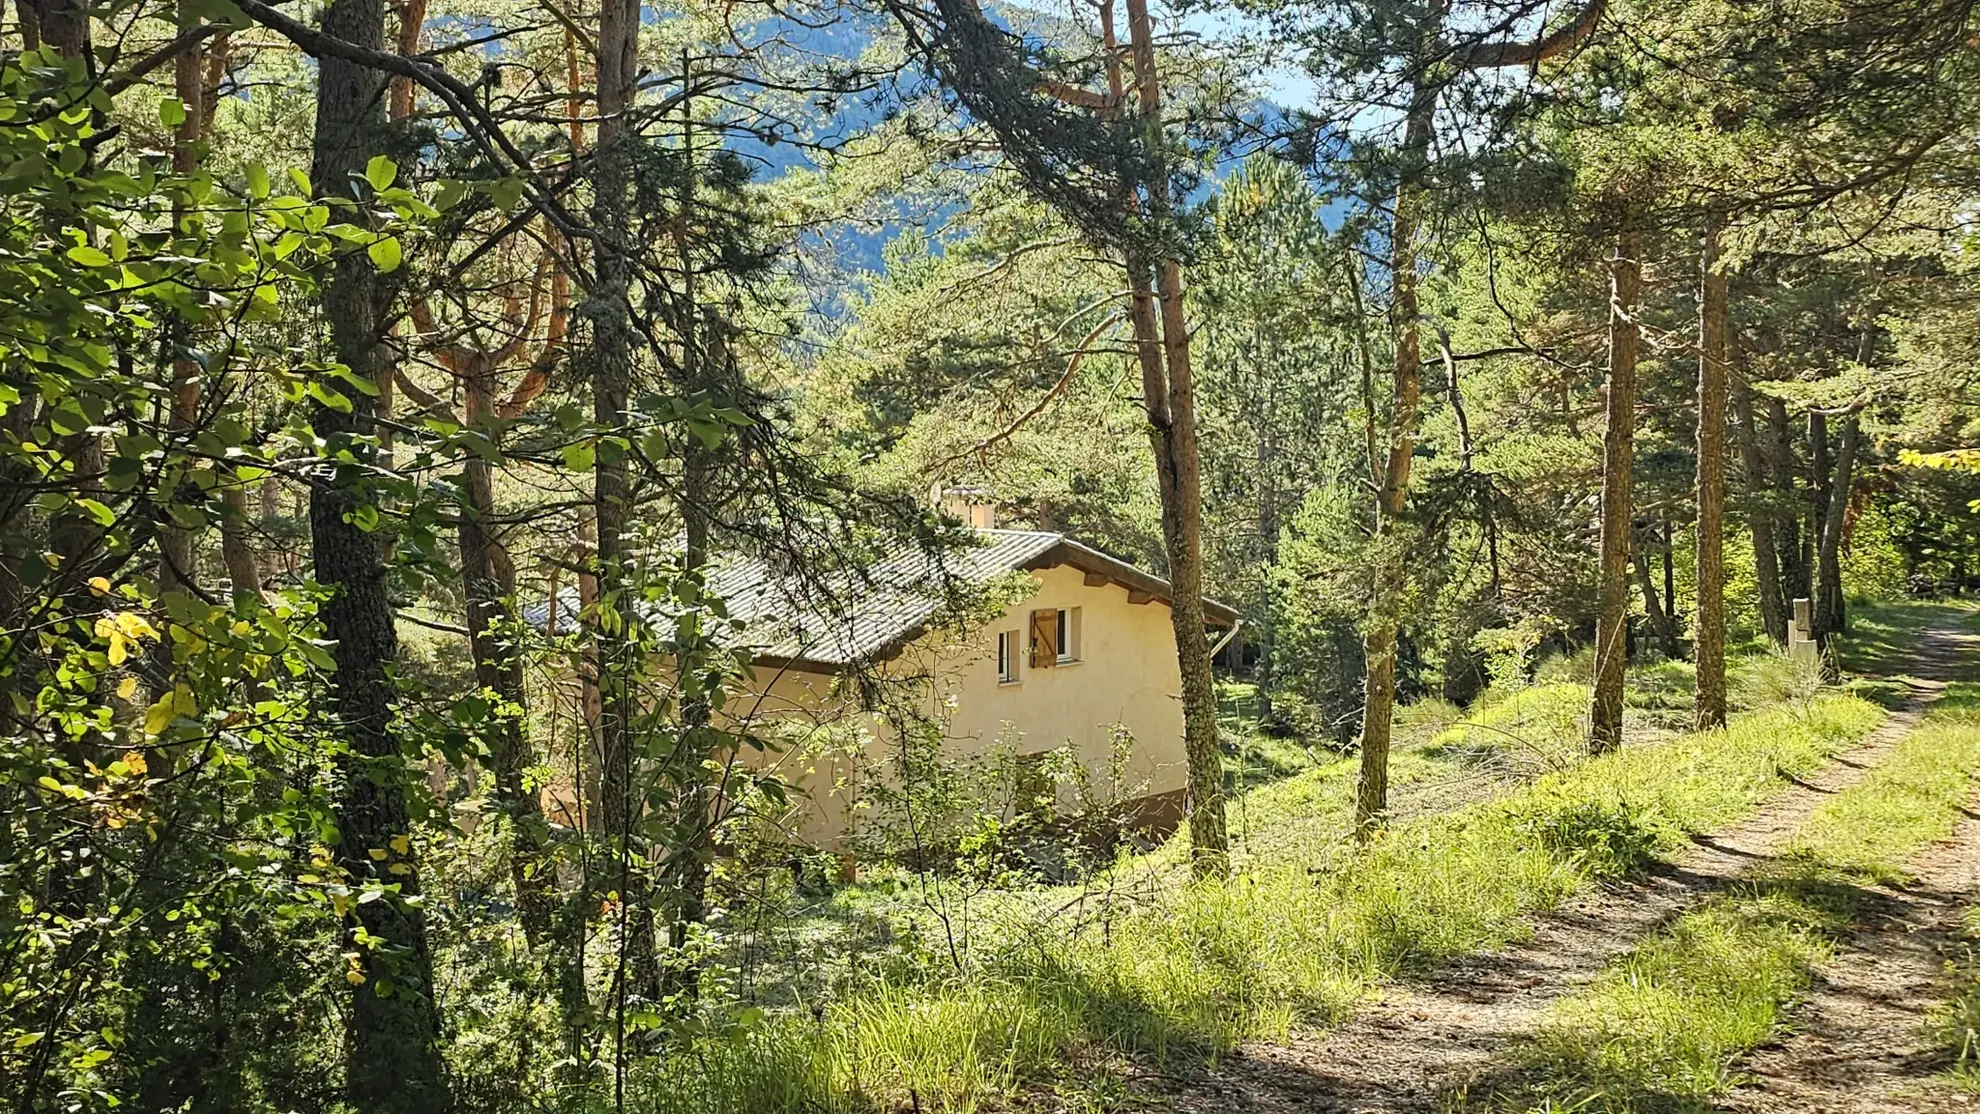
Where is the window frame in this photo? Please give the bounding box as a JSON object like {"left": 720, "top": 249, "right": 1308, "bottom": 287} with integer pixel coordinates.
{"left": 997, "top": 629, "right": 1021, "bottom": 684}
{"left": 1056, "top": 606, "right": 1081, "bottom": 664}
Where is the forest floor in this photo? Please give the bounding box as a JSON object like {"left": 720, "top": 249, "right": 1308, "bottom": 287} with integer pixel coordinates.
{"left": 1155, "top": 607, "right": 1980, "bottom": 1114}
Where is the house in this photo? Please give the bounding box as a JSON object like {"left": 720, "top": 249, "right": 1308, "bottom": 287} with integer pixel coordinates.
{"left": 533, "top": 502, "right": 1239, "bottom": 855}
{"left": 706, "top": 513, "right": 1240, "bottom": 851}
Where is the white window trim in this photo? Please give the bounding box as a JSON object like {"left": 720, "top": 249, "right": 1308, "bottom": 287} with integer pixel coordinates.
{"left": 1055, "top": 606, "right": 1082, "bottom": 665}
{"left": 997, "top": 629, "right": 1021, "bottom": 685}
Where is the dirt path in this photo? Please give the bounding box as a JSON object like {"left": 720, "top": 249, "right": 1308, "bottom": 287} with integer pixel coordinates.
{"left": 1161, "top": 621, "right": 1980, "bottom": 1114}
{"left": 1722, "top": 620, "right": 1980, "bottom": 1113}
{"left": 1720, "top": 811, "right": 1980, "bottom": 1114}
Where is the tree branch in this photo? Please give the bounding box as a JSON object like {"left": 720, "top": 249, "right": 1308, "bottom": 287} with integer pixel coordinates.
{"left": 1457, "top": 0, "right": 1607, "bottom": 69}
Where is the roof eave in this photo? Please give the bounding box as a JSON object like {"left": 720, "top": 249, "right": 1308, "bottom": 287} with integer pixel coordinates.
{"left": 1024, "top": 538, "right": 1242, "bottom": 626}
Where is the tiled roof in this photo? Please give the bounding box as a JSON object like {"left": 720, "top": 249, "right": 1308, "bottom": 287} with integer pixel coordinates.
{"left": 522, "top": 528, "right": 1238, "bottom": 670}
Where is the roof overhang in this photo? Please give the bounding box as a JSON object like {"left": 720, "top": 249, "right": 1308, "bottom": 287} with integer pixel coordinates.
{"left": 1025, "top": 537, "right": 1242, "bottom": 627}
{"left": 747, "top": 536, "right": 1240, "bottom": 674}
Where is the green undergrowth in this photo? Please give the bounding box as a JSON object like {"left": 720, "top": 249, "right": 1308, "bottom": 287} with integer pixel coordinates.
{"left": 1472, "top": 683, "right": 1980, "bottom": 1114}
{"left": 635, "top": 693, "right": 1881, "bottom": 1113}
{"left": 1425, "top": 682, "right": 1587, "bottom": 768}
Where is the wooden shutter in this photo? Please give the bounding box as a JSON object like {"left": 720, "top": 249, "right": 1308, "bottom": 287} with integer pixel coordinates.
{"left": 1030, "top": 609, "right": 1058, "bottom": 668}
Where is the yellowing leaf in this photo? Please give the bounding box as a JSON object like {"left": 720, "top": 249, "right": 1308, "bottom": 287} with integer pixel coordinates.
{"left": 345, "top": 969, "right": 366, "bottom": 985}
{"left": 368, "top": 848, "right": 388, "bottom": 861}
{"left": 388, "top": 863, "right": 411, "bottom": 876}
{"left": 88, "top": 576, "right": 111, "bottom": 595}
{"left": 116, "top": 676, "right": 137, "bottom": 700}
{"left": 114, "top": 612, "right": 158, "bottom": 640}
{"left": 144, "top": 695, "right": 175, "bottom": 736}
{"left": 389, "top": 835, "right": 410, "bottom": 855}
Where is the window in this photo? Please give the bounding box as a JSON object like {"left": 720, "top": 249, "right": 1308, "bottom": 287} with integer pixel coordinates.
{"left": 1029, "top": 607, "right": 1082, "bottom": 668}
{"left": 1058, "top": 606, "right": 1081, "bottom": 663}
{"left": 997, "top": 630, "right": 1021, "bottom": 684}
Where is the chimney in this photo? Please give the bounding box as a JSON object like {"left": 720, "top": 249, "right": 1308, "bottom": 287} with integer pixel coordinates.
{"left": 931, "top": 483, "right": 997, "bottom": 530}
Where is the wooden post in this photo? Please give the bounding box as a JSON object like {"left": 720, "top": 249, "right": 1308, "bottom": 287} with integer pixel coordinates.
{"left": 1789, "top": 597, "right": 1818, "bottom": 663}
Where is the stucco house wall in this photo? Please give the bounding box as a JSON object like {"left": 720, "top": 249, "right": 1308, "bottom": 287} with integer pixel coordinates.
{"left": 720, "top": 561, "right": 1193, "bottom": 849}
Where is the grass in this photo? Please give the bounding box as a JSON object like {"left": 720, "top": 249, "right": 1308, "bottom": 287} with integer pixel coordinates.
{"left": 1934, "top": 907, "right": 1980, "bottom": 1093}
{"left": 1473, "top": 682, "right": 1980, "bottom": 1113}
{"left": 650, "top": 692, "right": 1883, "bottom": 1113}
{"left": 1525, "top": 890, "right": 1846, "bottom": 1107}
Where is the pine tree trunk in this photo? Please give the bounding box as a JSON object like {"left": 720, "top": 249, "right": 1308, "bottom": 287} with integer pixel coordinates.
{"left": 1255, "top": 430, "right": 1278, "bottom": 724}
{"left": 1815, "top": 413, "right": 1859, "bottom": 678}
{"left": 1768, "top": 396, "right": 1809, "bottom": 606}
{"left": 589, "top": 0, "right": 661, "bottom": 1037}
{"left": 1122, "top": 0, "right": 1226, "bottom": 876}
{"left": 1633, "top": 541, "right": 1680, "bottom": 660}
{"left": 1694, "top": 214, "right": 1728, "bottom": 730}
{"left": 458, "top": 372, "right": 554, "bottom": 947}
{"left": 1731, "top": 380, "right": 1787, "bottom": 646}
{"left": 1357, "top": 78, "right": 1434, "bottom": 835}
{"left": 158, "top": 4, "right": 204, "bottom": 600}
{"left": 219, "top": 484, "right": 262, "bottom": 602}
{"left": 1809, "top": 409, "right": 1830, "bottom": 616}
{"left": 1588, "top": 228, "right": 1640, "bottom": 754}
{"left": 309, "top": 0, "right": 451, "bottom": 1103}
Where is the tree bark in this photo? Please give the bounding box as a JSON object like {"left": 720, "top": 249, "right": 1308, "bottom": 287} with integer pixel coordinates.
{"left": 309, "top": 0, "right": 451, "bottom": 1104}
{"left": 1730, "top": 379, "right": 1787, "bottom": 646}
{"left": 1588, "top": 227, "right": 1640, "bottom": 754}
{"left": 1693, "top": 214, "right": 1728, "bottom": 730}
{"left": 1810, "top": 407, "right": 1830, "bottom": 609}
{"left": 588, "top": 0, "right": 662, "bottom": 1039}
{"left": 1632, "top": 538, "right": 1680, "bottom": 660}
{"left": 158, "top": 0, "right": 204, "bottom": 600}
{"left": 1767, "top": 395, "right": 1809, "bottom": 605}
{"left": 219, "top": 484, "right": 262, "bottom": 601}
{"left": 1121, "top": 0, "right": 1227, "bottom": 876}
{"left": 1356, "top": 74, "right": 1435, "bottom": 835}
{"left": 1814, "top": 413, "right": 1859, "bottom": 677}
{"left": 458, "top": 370, "right": 554, "bottom": 947}
{"left": 1255, "top": 426, "right": 1279, "bottom": 724}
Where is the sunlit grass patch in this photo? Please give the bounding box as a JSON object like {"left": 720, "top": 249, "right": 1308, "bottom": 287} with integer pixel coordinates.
{"left": 1426, "top": 681, "right": 1587, "bottom": 769}
{"left": 1014, "top": 693, "right": 1879, "bottom": 1062}
{"left": 1478, "top": 683, "right": 1980, "bottom": 1113}
{"left": 680, "top": 693, "right": 1884, "bottom": 1113}
{"left": 1791, "top": 685, "right": 1980, "bottom": 885}
{"left": 1528, "top": 885, "right": 1844, "bottom": 1107}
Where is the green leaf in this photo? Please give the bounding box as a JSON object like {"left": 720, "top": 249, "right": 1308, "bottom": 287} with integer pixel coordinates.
{"left": 159, "top": 98, "right": 187, "bottom": 128}
{"left": 298, "top": 641, "right": 337, "bottom": 671}
{"left": 306, "top": 380, "right": 352, "bottom": 413}
{"left": 561, "top": 441, "right": 595, "bottom": 472}
{"left": 245, "top": 163, "right": 270, "bottom": 199}
{"left": 364, "top": 155, "right": 398, "bottom": 192}
{"left": 66, "top": 245, "right": 110, "bottom": 267}
{"left": 287, "top": 168, "right": 312, "bottom": 196}
{"left": 366, "top": 236, "right": 402, "bottom": 273}
{"left": 75, "top": 498, "right": 115, "bottom": 526}
{"left": 484, "top": 177, "right": 525, "bottom": 212}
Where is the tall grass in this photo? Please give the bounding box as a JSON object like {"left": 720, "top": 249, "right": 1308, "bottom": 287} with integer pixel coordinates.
{"left": 1494, "top": 683, "right": 1980, "bottom": 1112}
{"left": 1015, "top": 692, "right": 1878, "bottom": 1062}
{"left": 638, "top": 693, "right": 1882, "bottom": 1112}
